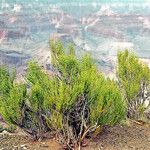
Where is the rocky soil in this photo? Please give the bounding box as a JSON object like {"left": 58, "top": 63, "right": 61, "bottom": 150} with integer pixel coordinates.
{"left": 0, "top": 120, "right": 150, "bottom": 150}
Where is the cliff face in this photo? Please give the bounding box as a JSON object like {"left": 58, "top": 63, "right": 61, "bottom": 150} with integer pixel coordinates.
{"left": 0, "top": 1, "right": 150, "bottom": 74}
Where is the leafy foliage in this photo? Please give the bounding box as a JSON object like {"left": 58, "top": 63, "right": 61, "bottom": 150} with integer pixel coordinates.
{"left": 117, "top": 50, "right": 150, "bottom": 119}
{"left": 0, "top": 41, "right": 125, "bottom": 149}
{"left": 0, "top": 67, "right": 25, "bottom": 125}
{"left": 49, "top": 40, "right": 125, "bottom": 147}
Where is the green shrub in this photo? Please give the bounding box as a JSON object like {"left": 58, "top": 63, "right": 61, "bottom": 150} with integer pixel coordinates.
{"left": 117, "top": 50, "right": 150, "bottom": 119}
{"left": 0, "top": 41, "right": 125, "bottom": 148}
{"left": 0, "top": 67, "right": 26, "bottom": 125}
{"left": 48, "top": 40, "right": 125, "bottom": 147}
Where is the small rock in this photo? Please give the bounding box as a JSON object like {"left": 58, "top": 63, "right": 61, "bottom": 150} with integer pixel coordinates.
{"left": 42, "top": 142, "right": 46, "bottom": 145}
{"left": 20, "top": 145, "right": 27, "bottom": 150}
{"left": 98, "top": 144, "right": 104, "bottom": 149}
{"left": 2, "top": 130, "right": 10, "bottom": 135}
{"left": 14, "top": 146, "right": 18, "bottom": 147}
{"left": 38, "top": 137, "right": 42, "bottom": 142}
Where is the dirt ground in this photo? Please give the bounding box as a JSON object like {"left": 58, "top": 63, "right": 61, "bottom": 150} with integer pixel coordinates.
{"left": 0, "top": 120, "right": 150, "bottom": 150}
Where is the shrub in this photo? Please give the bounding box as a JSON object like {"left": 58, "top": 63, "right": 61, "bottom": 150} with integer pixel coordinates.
{"left": 49, "top": 41, "right": 125, "bottom": 147}
{"left": 0, "top": 41, "right": 125, "bottom": 149}
{"left": 0, "top": 67, "right": 26, "bottom": 125}
{"left": 0, "top": 65, "right": 50, "bottom": 139}
{"left": 117, "top": 50, "right": 150, "bottom": 120}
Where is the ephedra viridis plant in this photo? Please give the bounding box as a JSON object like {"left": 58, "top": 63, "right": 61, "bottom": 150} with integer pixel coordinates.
{"left": 0, "top": 40, "right": 127, "bottom": 149}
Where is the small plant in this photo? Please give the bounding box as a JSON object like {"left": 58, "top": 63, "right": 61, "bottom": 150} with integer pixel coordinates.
{"left": 6, "top": 125, "right": 16, "bottom": 133}
{"left": 117, "top": 50, "right": 150, "bottom": 120}
{"left": 0, "top": 125, "right": 16, "bottom": 133}
{"left": 0, "top": 67, "right": 26, "bottom": 126}
{"left": 0, "top": 65, "right": 50, "bottom": 139}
